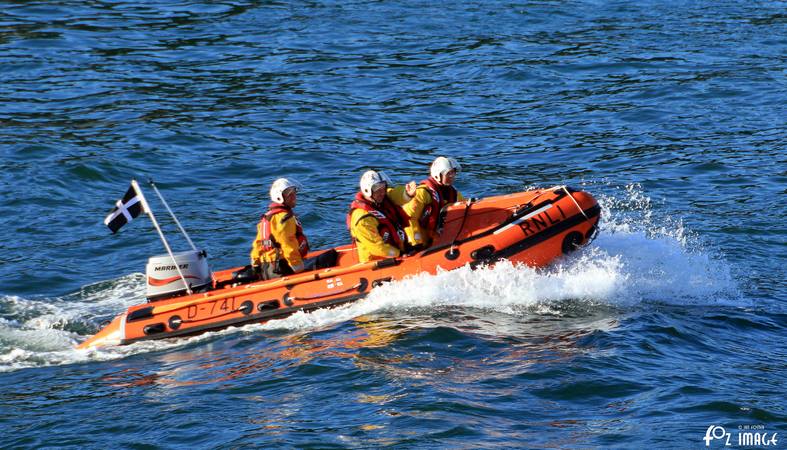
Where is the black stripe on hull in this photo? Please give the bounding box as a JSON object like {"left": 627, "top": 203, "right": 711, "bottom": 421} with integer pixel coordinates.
{"left": 471, "top": 204, "right": 601, "bottom": 268}
{"left": 121, "top": 293, "right": 366, "bottom": 345}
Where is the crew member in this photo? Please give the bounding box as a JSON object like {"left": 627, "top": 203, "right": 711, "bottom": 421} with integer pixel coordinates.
{"left": 251, "top": 178, "right": 310, "bottom": 280}
{"left": 403, "top": 156, "right": 465, "bottom": 249}
{"left": 347, "top": 170, "right": 415, "bottom": 263}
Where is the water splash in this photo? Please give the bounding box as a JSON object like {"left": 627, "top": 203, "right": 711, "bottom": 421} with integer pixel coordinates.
{"left": 0, "top": 274, "right": 151, "bottom": 372}
{"left": 593, "top": 183, "right": 742, "bottom": 306}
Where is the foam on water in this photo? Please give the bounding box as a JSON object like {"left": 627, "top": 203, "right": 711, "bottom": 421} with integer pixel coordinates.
{"left": 0, "top": 274, "right": 155, "bottom": 372}
{"left": 0, "top": 185, "right": 743, "bottom": 371}
{"left": 256, "top": 255, "right": 625, "bottom": 334}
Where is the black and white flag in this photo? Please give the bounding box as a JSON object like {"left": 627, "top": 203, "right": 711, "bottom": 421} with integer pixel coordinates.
{"left": 104, "top": 183, "right": 144, "bottom": 233}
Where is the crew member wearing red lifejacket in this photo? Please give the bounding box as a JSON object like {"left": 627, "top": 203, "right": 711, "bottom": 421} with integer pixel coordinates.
{"left": 347, "top": 170, "right": 416, "bottom": 263}
{"left": 403, "top": 156, "right": 465, "bottom": 248}
{"left": 251, "top": 178, "right": 310, "bottom": 280}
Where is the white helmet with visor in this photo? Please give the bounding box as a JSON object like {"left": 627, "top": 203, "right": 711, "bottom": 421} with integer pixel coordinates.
{"left": 269, "top": 177, "right": 301, "bottom": 203}
{"left": 360, "top": 170, "right": 388, "bottom": 199}
{"left": 430, "top": 156, "right": 461, "bottom": 183}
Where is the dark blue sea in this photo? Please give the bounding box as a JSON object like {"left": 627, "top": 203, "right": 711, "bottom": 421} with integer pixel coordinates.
{"left": 1, "top": 0, "right": 785, "bottom": 448}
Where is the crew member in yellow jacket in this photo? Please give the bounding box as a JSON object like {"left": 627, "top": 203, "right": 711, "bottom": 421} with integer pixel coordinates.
{"left": 347, "top": 170, "right": 416, "bottom": 263}
{"left": 251, "top": 178, "right": 310, "bottom": 280}
{"left": 403, "top": 156, "right": 464, "bottom": 249}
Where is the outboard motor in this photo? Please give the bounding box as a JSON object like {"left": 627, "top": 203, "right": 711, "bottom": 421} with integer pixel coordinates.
{"left": 146, "top": 250, "right": 211, "bottom": 300}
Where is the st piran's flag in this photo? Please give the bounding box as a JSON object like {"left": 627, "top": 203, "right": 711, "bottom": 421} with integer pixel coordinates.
{"left": 104, "top": 184, "right": 143, "bottom": 233}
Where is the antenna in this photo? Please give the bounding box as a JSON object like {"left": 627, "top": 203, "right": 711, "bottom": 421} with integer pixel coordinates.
{"left": 147, "top": 179, "right": 197, "bottom": 251}
{"left": 131, "top": 179, "right": 193, "bottom": 295}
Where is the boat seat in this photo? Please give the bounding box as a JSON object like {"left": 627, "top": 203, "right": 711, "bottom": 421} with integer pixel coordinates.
{"left": 304, "top": 248, "right": 338, "bottom": 271}
{"left": 230, "top": 265, "right": 258, "bottom": 284}
{"left": 227, "top": 248, "right": 339, "bottom": 287}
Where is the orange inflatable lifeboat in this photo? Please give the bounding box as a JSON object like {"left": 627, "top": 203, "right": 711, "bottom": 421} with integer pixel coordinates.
{"left": 78, "top": 186, "right": 600, "bottom": 349}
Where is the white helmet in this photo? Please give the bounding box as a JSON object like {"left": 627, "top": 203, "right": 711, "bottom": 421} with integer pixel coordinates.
{"left": 359, "top": 170, "right": 388, "bottom": 199}
{"left": 269, "top": 177, "right": 301, "bottom": 203}
{"left": 430, "top": 156, "right": 461, "bottom": 183}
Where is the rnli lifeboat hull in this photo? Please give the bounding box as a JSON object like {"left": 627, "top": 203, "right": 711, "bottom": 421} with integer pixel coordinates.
{"left": 78, "top": 187, "right": 600, "bottom": 349}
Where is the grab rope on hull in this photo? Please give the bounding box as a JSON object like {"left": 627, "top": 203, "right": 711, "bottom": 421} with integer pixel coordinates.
{"left": 561, "top": 185, "right": 589, "bottom": 221}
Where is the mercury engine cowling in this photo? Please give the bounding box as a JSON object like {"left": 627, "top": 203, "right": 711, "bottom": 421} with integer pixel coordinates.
{"left": 146, "top": 250, "right": 211, "bottom": 300}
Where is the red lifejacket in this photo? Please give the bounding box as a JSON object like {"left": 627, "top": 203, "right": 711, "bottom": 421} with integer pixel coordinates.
{"left": 346, "top": 192, "right": 408, "bottom": 250}
{"left": 259, "top": 203, "right": 309, "bottom": 257}
{"left": 417, "top": 177, "right": 458, "bottom": 233}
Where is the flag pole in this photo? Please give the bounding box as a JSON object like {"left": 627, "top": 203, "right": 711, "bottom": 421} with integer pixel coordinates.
{"left": 131, "top": 179, "right": 193, "bottom": 295}
{"left": 147, "top": 179, "right": 197, "bottom": 251}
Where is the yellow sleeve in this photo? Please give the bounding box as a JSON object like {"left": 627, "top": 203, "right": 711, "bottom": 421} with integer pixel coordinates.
{"left": 271, "top": 213, "right": 304, "bottom": 271}
{"left": 350, "top": 209, "right": 401, "bottom": 262}
{"left": 385, "top": 185, "right": 412, "bottom": 206}
{"left": 250, "top": 220, "right": 264, "bottom": 265}
{"left": 457, "top": 190, "right": 464, "bottom": 202}
{"left": 402, "top": 187, "right": 432, "bottom": 246}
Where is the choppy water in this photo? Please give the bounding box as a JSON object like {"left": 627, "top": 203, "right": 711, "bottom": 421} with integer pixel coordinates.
{"left": 1, "top": 0, "right": 785, "bottom": 447}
